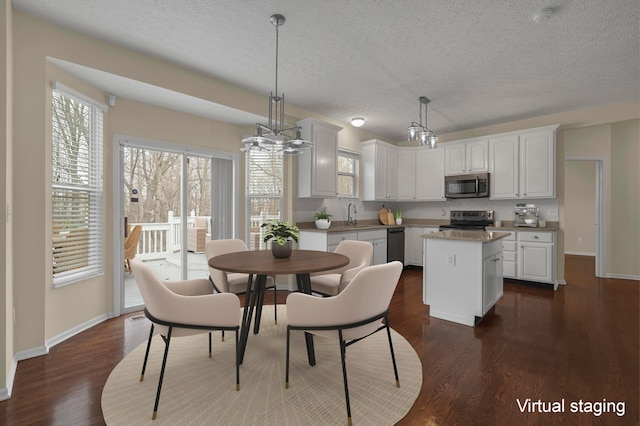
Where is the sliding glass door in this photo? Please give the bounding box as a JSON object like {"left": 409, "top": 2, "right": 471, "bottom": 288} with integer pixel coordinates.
{"left": 117, "top": 136, "right": 237, "bottom": 313}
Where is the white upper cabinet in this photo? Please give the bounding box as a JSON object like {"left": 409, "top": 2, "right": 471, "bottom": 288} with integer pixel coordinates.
{"left": 297, "top": 118, "right": 343, "bottom": 198}
{"left": 489, "top": 125, "right": 558, "bottom": 199}
{"left": 365, "top": 142, "right": 444, "bottom": 202}
{"left": 445, "top": 139, "right": 488, "bottom": 175}
{"left": 415, "top": 148, "right": 445, "bottom": 200}
{"left": 362, "top": 139, "right": 397, "bottom": 201}
{"left": 519, "top": 129, "right": 556, "bottom": 198}
{"left": 396, "top": 148, "right": 416, "bottom": 201}
{"left": 488, "top": 134, "right": 520, "bottom": 199}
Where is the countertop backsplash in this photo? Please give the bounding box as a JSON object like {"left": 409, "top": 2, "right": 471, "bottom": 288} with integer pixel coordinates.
{"left": 296, "top": 197, "right": 559, "bottom": 225}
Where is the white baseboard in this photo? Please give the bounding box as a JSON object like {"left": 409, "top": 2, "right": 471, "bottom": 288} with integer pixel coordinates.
{"left": 46, "top": 312, "right": 114, "bottom": 349}
{"left": 15, "top": 345, "right": 48, "bottom": 362}
{"left": 564, "top": 251, "right": 595, "bottom": 256}
{"left": 0, "top": 357, "right": 17, "bottom": 401}
{"left": 606, "top": 273, "right": 640, "bottom": 281}
{"left": 3, "top": 312, "right": 115, "bottom": 401}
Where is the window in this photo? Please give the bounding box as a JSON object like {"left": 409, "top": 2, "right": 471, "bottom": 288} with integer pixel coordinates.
{"left": 246, "top": 146, "right": 283, "bottom": 250}
{"left": 51, "top": 85, "right": 104, "bottom": 286}
{"left": 337, "top": 149, "right": 359, "bottom": 197}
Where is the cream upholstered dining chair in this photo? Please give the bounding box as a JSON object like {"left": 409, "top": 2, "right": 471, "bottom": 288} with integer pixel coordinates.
{"left": 206, "top": 239, "right": 278, "bottom": 329}
{"left": 285, "top": 261, "right": 404, "bottom": 426}
{"left": 309, "top": 240, "right": 373, "bottom": 296}
{"left": 130, "top": 259, "right": 241, "bottom": 420}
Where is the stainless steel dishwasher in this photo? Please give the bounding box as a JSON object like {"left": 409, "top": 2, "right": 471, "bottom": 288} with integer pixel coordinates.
{"left": 387, "top": 227, "right": 405, "bottom": 264}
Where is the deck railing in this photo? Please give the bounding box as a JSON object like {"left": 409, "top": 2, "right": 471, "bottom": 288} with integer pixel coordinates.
{"left": 129, "top": 213, "right": 281, "bottom": 259}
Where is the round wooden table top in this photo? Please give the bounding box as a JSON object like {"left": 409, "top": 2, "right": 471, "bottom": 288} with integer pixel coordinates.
{"left": 208, "top": 249, "right": 349, "bottom": 276}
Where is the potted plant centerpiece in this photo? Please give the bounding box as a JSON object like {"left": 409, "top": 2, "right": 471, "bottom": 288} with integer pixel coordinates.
{"left": 261, "top": 220, "right": 299, "bottom": 258}
{"left": 314, "top": 208, "right": 333, "bottom": 229}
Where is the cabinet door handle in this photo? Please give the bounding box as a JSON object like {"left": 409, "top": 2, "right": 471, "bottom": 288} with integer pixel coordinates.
{"left": 533, "top": 235, "right": 539, "bottom": 239}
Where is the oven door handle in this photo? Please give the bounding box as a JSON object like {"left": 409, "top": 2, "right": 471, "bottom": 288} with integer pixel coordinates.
{"left": 475, "top": 177, "right": 479, "bottom": 195}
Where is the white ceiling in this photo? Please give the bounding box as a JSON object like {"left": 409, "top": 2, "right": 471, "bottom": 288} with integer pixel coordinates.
{"left": 13, "top": 0, "right": 640, "bottom": 142}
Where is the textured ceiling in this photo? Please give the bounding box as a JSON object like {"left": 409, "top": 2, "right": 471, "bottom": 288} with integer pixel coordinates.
{"left": 13, "top": 0, "right": 640, "bottom": 141}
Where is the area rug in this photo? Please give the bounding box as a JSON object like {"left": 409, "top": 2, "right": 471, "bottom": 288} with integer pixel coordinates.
{"left": 102, "top": 305, "right": 422, "bottom": 425}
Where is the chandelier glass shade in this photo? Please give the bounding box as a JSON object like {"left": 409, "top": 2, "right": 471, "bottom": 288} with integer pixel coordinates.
{"left": 242, "top": 14, "right": 311, "bottom": 155}
{"left": 407, "top": 96, "right": 438, "bottom": 149}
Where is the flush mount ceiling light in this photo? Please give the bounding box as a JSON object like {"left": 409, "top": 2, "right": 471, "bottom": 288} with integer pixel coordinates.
{"left": 351, "top": 117, "right": 365, "bottom": 127}
{"left": 241, "top": 14, "right": 311, "bottom": 155}
{"left": 532, "top": 7, "right": 555, "bottom": 23}
{"left": 407, "top": 96, "right": 438, "bottom": 149}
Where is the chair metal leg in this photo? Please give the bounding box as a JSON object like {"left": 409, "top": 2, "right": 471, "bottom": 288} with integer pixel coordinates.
{"left": 254, "top": 275, "right": 267, "bottom": 334}
{"left": 285, "top": 326, "right": 291, "bottom": 389}
{"left": 338, "top": 329, "right": 352, "bottom": 426}
{"left": 140, "top": 324, "right": 155, "bottom": 381}
{"left": 385, "top": 318, "right": 400, "bottom": 387}
{"left": 273, "top": 285, "right": 277, "bottom": 324}
{"left": 221, "top": 330, "right": 225, "bottom": 342}
{"left": 152, "top": 327, "right": 173, "bottom": 420}
{"left": 209, "top": 332, "right": 212, "bottom": 358}
{"left": 235, "top": 329, "right": 240, "bottom": 391}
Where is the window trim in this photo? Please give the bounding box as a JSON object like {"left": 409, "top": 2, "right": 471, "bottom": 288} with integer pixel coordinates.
{"left": 51, "top": 83, "right": 105, "bottom": 287}
{"left": 337, "top": 147, "right": 360, "bottom": 198}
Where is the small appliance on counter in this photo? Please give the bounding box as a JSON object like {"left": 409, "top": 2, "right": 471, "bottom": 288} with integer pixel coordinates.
{"left": 514, "top": 204, "right": 539, "bottom": 227}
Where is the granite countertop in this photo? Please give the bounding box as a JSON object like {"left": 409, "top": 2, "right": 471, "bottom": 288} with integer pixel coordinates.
{"left": 422, "top": 230, "right": 512, "bottom": 243}
{"left": 486, "top": 221, "right": 559, "bottom": 232}
{"left": 297, "top": 219, "right": 448, "bottom": 233}
{"left": 296, "top": 220, "right": 559, "bottom": 234}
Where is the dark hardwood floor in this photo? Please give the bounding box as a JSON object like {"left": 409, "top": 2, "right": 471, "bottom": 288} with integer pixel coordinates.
{"left": 1, "top": 255, "right": 638, "bottom": 425}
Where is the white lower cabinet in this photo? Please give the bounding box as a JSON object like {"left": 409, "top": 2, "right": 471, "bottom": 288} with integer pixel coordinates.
{"left": 498, "top": 230, "right": 555, "bottom": 284}
{"left": 518, "top": 232, "right": 554, "bottom": 283}
{"left": 405, "top": 227, "right": 439, "bottom": 267}
{"left": 357, "top": 229, "right": 387, "bottom": 265}
{"left": 501, "top": 232, "right": 517, "bottom": 278}
{"left": 483, "top": 244, "right": 503, "bottom": 315}
{"left": 298, "top": 229, "right": 387, "bottom": 265}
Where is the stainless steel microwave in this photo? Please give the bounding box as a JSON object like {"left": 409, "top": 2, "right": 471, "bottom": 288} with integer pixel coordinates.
{"left": 444, "top": 173, "right": 490, "bottom": 198}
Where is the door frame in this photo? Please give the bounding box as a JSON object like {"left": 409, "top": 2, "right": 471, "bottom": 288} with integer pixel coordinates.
{"left": 112, "top": 134, "right": 239, "bottom": 316}
{"left": 565, "top": 156, "right": 606, "bottom": 277}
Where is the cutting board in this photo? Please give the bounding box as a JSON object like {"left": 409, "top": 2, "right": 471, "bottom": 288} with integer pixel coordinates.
{"left": 379, "top": 206, "right": 395, "bottom": 225}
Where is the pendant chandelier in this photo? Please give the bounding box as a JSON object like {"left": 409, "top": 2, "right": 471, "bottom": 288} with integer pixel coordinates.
{"left": 241, "top": 14, "right": 311, "bottom": 155}
{"left": 407, "top": 96, "right": 438, "bottom": 149}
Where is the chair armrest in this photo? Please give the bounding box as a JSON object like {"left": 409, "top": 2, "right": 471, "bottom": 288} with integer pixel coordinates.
{"left": 157, "top": 293, "right": 241, "bottom": 328}
{"left": 164, "top": 278, "right": 213, "bottom": 296}
{"left": 337, "top": 266, "right": 366, "bottom": 291}
{"left": 286, "top": 292, "right": 345, "bottom": 327}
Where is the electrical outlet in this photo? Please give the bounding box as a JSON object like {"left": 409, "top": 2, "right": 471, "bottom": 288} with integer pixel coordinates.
{"left": 549, "top": 209, "right": 558, "bottom": 217}
{"left": 578, "top": 237, "right": 584, "bottom": 244}
{"left": 447, "top": 254, "right": 456, "bottom": 266}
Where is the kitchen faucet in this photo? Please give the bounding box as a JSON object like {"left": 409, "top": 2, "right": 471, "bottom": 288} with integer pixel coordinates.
{"left": 347, "top": 202, "right": 358, "bottom": 226}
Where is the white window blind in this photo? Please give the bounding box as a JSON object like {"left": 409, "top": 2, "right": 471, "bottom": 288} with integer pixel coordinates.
{"left": 52, "top": 87, "right": 104, "bottom": 286}
{"left": 246, "top": 146, "right": 283, "bottom": 250}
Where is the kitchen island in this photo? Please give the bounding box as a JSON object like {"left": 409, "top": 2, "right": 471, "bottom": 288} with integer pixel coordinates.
{"left": 422, "top": 230, "right": 511, "bottom": 326}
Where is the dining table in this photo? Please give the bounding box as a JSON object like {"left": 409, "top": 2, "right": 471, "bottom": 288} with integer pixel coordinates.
{"left": 208, "top": 249, "right": 350, "bottom": 365}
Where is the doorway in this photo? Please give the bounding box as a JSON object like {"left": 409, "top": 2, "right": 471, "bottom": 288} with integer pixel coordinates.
{"left": 565, "top": 157, "right": 606, "bottom": 277}
{"left": 114, "top": 135, "right": 237, "bottom": 314}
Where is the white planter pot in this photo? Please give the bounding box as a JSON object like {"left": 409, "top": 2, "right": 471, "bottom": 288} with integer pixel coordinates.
{"left": 315, "top": 219, "right": 331, "bottom": 229}
{"left": 395, "top": 218, "right": 403, "bottom": 225}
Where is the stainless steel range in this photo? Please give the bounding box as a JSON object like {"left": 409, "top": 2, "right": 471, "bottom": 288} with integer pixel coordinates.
{"left": 439, "top": 210, "right": 495, "bottom": 231}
